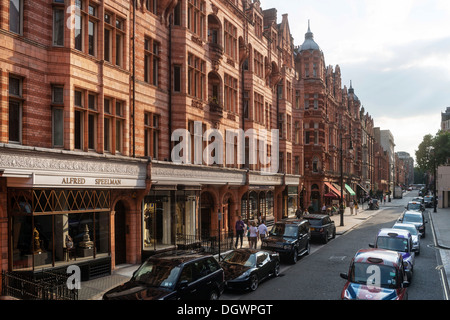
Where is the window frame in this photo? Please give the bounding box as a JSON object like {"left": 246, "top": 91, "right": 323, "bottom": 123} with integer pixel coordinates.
{"left": 9, "top": 0, "right": 23, "bottom": 35}
{"left": 8, "top": 75, "right": 23, "bottom": 144}
{"left": 51, "top": 85, "right": 65, "bottom": 148}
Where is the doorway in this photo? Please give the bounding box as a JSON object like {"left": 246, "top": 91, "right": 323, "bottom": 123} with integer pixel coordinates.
{"left": 114, "top": 201, "right": 127, "bottom": 265}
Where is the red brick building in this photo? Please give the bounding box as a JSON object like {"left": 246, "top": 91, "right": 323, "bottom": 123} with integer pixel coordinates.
{"left": 0, "top": 0, "right": 392, "bottom": 283}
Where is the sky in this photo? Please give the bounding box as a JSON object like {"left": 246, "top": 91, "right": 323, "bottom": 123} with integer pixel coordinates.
{"left": 261, "top": 0, "right": 450, "bottom": 161}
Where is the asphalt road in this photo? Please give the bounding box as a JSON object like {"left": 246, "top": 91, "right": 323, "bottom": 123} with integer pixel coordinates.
{"left": 221, "top": 193, "right": 445, "bottom": 300}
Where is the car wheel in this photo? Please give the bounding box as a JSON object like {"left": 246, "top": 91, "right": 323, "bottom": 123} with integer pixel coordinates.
{"left": 323, "top": 232, "right": 328, "bottom": 244}
{"left": 209, "top": 290, "right": 219, "bottom": 300}
{"left": 250, "top": 274, "right": 259, "bottom": 291}
{"left": 291, "top": 248, "right": 298, "bottom": 264}
{"left": 272, "top": 261, "right": 280, "bottom": 277}
{"left": 305, "top": 241, "right": 310, "bottom": 255}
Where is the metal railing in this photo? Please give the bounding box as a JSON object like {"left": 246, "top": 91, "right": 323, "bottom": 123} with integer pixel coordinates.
{"left": 176, "top": 231, "right": 235, "bottom": 255}
{"left": 1, "top": 270, "right": 78, "bottom": 300}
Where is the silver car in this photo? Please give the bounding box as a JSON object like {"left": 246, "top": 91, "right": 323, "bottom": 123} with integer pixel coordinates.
{"left": 392, "top": 222, "right": 421, "bottom": 255}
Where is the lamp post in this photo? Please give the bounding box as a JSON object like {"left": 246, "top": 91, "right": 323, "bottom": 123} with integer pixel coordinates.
{"left": 339, "top": 134, "right": 353, "bottom": 227}
{"left": 430, "top": 148, "right": 437, "bottom": 213}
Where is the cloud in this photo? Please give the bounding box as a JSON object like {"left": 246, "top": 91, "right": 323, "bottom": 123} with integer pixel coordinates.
{"left": 375, "top": 114, "right": 442, "bottom": 159}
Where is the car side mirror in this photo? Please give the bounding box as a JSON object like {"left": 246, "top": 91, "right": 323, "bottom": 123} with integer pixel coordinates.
{"left": 369, "top": 243, "right": 375, "bottom": 248}
{"left": 340, "top": 272, "right": 348, "bottom": 280}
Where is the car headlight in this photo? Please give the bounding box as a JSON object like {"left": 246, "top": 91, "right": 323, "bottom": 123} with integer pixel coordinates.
{"left": 283, "top": 244, "right": 292, "bottom": 250}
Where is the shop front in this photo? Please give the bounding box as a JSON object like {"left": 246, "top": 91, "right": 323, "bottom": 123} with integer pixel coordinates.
{"left": 8, "top": 188, "right": 111, "bottom": 278}
{"left": 0, "top": 147, "right": 148, "bottom": 279}
{"left": 142, "top": 185, "right": 200, "bottom": 255}
{"left": 240, "top": 188, "right": 274, "bottom": 224}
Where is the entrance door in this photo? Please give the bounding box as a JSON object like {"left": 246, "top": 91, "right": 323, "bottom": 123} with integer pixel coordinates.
{"left": 114, "top": 201, "right": 127, "bottom": 265}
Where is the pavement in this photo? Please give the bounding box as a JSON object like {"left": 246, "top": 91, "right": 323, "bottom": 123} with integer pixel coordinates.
{"left": 75, "top": 193, "right": 450, "bottom": 300}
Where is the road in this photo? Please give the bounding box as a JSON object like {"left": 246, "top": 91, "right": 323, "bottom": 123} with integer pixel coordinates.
{"left": 221, "top": 191, "right": 446, "bottom": 300}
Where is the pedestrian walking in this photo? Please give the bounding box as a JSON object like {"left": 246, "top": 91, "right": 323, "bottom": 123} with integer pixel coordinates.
{"left": 354, "top": 200, "right": 358, "bottom": 215}
{"left": 248, "top": 221, "right": 258, "bottom": 249}
{"left": 258, "top": 219, "right": 268, "bottom": 248}
{"left": 234, "top": 216, "right": 245, "bottom": 248}
{"left": 349, "top": 201, "right": 354, "bottom": 215}
{"left": 295, "top": 207, "right": 302, "bottom": 219}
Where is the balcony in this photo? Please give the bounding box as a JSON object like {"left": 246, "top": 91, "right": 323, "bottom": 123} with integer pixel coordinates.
{"left": 208, "top": 42, "right": 223, "bottom": 70}
{"left": 208, "top": 98, "right": 223, "bottom": 118}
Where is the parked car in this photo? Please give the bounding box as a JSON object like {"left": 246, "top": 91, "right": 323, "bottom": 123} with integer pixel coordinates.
{"left": 220, "top": 248, "right": 280, "bottom": 291}
{"left": 261, "top": 218, "right": 310, "bottom": 264}
{"left": 398, "top": 210, "right": 427, "bottom": 238}
{"left": 405, "top": 201, "right": 425, "bottom": 213}
{"left": 340, "top": 248, "right": 409, "bottom": 300}
{"left": 412, "top": 196, "right": 424, "bottom": 204}
{"left": 423, "top": 195, "right": 436, "bottom": 208}
{"left": 102, "top": 251, "right": 225, "bottom": 300}
{"left": 303, "top": 214, "right": 336, "bottom": 243}
{"left": 392, "top": 223, "right": 421, "bottom": 255}
{"left": 369, "top": 228, "right": 415, "bottom": 279}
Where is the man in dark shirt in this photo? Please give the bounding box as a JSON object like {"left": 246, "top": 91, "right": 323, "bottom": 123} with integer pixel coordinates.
{"left": 235, "top": 216, "right": 245, "bottom": 248}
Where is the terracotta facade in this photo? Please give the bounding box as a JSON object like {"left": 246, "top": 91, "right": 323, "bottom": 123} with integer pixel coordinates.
{"left": 0, "top": 0, "right": 392, "bottom": 281}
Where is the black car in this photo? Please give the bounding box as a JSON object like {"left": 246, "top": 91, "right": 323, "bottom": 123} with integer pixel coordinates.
{"left": 220, "top": 248, "right": 280, "bottom": 291}
{"left": 261, "top": 218, "right": 310, "bottom": 264}
{"left": 398, "top": 210, "right": 428, "bottom": 238}
{"left": 102, "top": 251, "right": 225, "bottom": 300}
{"left": 303, "top": 214, "right": 336, "bottom": 243}
{"left": 423, "top": 196, "right": 434, "bottom": 208}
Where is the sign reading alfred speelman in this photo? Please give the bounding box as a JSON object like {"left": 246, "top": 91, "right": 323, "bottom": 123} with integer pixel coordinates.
{"left": 61, "top": 177, "right": 122, "bottom": 186}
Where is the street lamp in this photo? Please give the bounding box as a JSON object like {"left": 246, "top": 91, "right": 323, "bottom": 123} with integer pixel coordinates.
{"left": 430, "top": 148, "right": 437, "bottom": 213}
{"left": 339, "top": 134, "right": 353, "bottom": 227}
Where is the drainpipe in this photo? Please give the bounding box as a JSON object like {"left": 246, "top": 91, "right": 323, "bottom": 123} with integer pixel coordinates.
{"left": 132, "top": 0, "right": 136, "bottom": 158}
{"left": 168, "top": 14, "right": 173, "bottom": 161}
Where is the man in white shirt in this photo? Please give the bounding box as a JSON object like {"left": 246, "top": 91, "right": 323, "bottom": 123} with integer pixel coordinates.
{"left": 258, "top": 219, "right": 268, "bottom": 248}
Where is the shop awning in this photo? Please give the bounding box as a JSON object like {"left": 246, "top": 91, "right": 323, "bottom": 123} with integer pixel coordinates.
{"left": 324, "top": 192, "right": 339, "bottom": 199}
{"left": 357, "top": 183, "right": 369, "bottom": 194}
{"left": 332, "top": 183, "right": 348, "bottom": 195}
{"left": 325, "top": 182, "right": 341, "bottom": 198}
{"left": 345, "top": 184, "right": 356, "bottom": 196}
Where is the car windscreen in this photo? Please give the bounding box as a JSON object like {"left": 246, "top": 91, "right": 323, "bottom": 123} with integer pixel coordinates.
{"left": 393, "top": 225, "right": 418, "bottom": 235}
{"left": 133, "top": 260, "right": 181, "bottom": 289}
{"left": 222, "top": 251, "right": 256, "bottom": 267}
{"left": 403, "top": 213, "right": 423, "bottom": 223}
{"left": 376, "top": 236, "right": 409, "bottom": 252}
{"left": 350, "top": 262, "right": 398, "bottom": 289}
{"left": 270, "top": 224, "right": 298, "bottom": 238}
{"left": 407, "top": 203, "right": 421, "bottom": 210}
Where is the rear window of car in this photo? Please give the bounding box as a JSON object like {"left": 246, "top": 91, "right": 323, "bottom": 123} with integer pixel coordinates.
{"left": 307, "top": 219, "right": 322, "bottom": 226}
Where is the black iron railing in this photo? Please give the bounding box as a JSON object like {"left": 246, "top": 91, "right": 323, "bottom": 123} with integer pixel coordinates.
{"left": 1, "top": 270, "right": 78, "bottom": 300}
{"left": 176, "top": 231, "right": 235, "bottom": 255}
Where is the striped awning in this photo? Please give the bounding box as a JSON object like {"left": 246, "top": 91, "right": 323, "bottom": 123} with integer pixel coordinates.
{"left": 325, "top": 182, "right": 341, "bottom": 198}
{"left": 345, "top": 184, "right": 356, "bottom": 196}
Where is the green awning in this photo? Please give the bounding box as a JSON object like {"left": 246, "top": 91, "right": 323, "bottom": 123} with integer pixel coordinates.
{"left": 345, "top": 184, "right": 356, "bottom": 196}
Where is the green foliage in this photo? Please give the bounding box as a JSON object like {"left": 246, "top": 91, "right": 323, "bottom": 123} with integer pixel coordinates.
{"left": 415, "top": 131, "right": 450, "bottom": 172}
